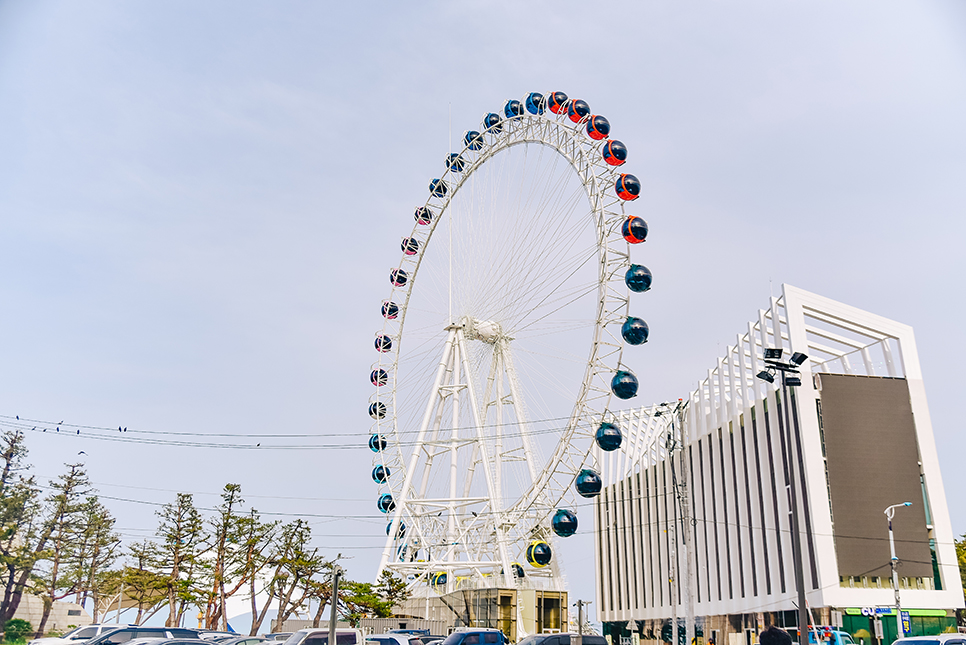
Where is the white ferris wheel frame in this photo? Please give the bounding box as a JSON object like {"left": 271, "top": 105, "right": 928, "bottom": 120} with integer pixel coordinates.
{"left": 370, "top": 104, "right": 636, "bottom": 589}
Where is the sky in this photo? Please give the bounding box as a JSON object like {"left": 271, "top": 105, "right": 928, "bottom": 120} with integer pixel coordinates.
{"left": 1, "top": 0, "right": 965, "bottom": 629}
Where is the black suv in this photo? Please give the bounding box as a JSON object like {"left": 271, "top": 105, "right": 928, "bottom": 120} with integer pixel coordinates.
{"left": 439, "top": 631, "right": 506, "bottom": 645}
{"left": 86, "top": 627, "right": 203, "bottom": 645}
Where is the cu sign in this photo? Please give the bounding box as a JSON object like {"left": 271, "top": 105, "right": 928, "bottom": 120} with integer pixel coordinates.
{"left": 861, "top": 608, "right": 889, "bottom": 617}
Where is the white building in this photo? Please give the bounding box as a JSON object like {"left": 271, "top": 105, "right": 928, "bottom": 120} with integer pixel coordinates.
{"left": 595, "top": 285, "right": 963, "bottom": 645}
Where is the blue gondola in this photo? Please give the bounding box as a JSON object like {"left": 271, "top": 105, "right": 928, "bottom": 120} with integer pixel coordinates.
{"left": 504, "top": 99, "right": 523, "bottom": 118}
{"left": 622, "top": 216, "right": 648, "bottom": 244}
{"left": 429, "top": 178, "right": 448, "bottom": 198}
{"left": 368, "top": 434, "right": 387, "bottom": 452}
{"left": 377, "top": 493, "right": 395, "bottom": 513}
{"left": 371, "top": 369, "right": 388, "bottom": 387}
{"left": 621, "top": 317, "right": 649, "bottom": 345}
{"left": 446, "top": 153, "right": 465, "bottom": 172}
{"left": 575, "top": 468, "right": 602, "bottom": 498}
{"left": 483, "top": 112, "right": 503, "bottom": 133}
{"left": 401, "top": 237, "right": 419, "bottom": 255}
{"left": 624, "top": 265, "right": 652, "bottom": 293}
{"left": 372, "top": 465, "right": 390, "bottom": 483}
{"left": 568, "top": 99, "right": 590, "bottom": 123}
{"left": 526, "top": 540, "right": 552, "bottom": 567}
{"left": 586, "top": 115, "right": 610, "bottom": 140}
{"left": 552, "top": 509, "right": 578, "bottom": 537}
{"left": 375, "top": 335, "right": 393, "bottom": 353}
{"left": 390, "top": 268, "right": 408, "bottom": 287}
{"left": 595, "top": 422, "right": 623, "bottom": 451}
{"left": 386, "top": 521, "right": 406, "bottom": 538}
{"left": 464, "top": 130, "right": 484, "bottom": 151}
{"left": 603, "top": 140, "right": 627, "bottom": 166}
{"left": 511, "top": 562, "right": 525, "bottom": 578}
{"left": 547, "top": 91, "right": 568, "bottom": 114}
{"left": 431, "top": 572, "right": 447, "bottom": 587}
{"left": 525, "top": 92, "right": 545, "bottom": 115}
{"left": 616, "top": 174, "right": 641, "bottom": 201}
{"left": 368, "top": 402, "right": 386, "bottom": 419}
{"left": 611, "top": 370, "right": 639, "bottom": 399}
{"left": 382, "top": 301, "right": 399, "bottom": 319}
{"left": 414, "top": 207, "right": 433, "bottom": 225}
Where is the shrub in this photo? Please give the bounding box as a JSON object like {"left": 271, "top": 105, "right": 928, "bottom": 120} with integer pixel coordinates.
{"left": 4, "top": 619, "right": 32, "bottom": 641}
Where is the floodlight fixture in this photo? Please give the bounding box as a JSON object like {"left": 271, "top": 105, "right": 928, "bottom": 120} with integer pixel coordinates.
{"left": 785, "top": 375, "right": 802, "bottom": 387}
{"left": 764, "top": 348, "right": 783, "bottom": 360}
{"left": 756, "top": 369, "right": 775, "bottom": 383}
{"left": 790, "top": 352, "right": 808, "bottom": 366}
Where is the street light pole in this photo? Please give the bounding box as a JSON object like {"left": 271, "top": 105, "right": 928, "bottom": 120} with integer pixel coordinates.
{"left": 756, "top": 349, "right": 809, "bottom": 644}
{"left": 781, "top": 371, "right": 809, "bottom": 645}
{"left": 328, "top": 565, "right": 344, "bottom": 645}
{"left": 573, "top": 600, "right": 591, "bottom": 645}
{"left": 885, "top": 502, "right": 912, "bottom": 640}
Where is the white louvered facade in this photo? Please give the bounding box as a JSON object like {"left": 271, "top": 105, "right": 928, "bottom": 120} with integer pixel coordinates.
{"left": 595, "top": 284, "right": 963, "bottom": 628}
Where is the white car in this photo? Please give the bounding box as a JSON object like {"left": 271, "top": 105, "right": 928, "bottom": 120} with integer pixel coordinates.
{"left": 30, "top": 625, "right": 130, "bottom": 645}
{"left": 367, "top": 634, "right": 423, "bottom": 645}
{"left": 895, "top": 637, "right": 966, "bottom": 645}
{"left": 281, "top": 629, "right": 365, "bottom": 645}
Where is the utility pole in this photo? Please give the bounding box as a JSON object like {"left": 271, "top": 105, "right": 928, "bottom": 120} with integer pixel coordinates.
{"left": 667, "top": 421, "right": 678, "bottom": 645}
{"left": 328, "top": 565, "right": 344, "bottom": 645}
{"left": 676, "top": 401, "right": 695, "bottom": 645}
{"left": 667, "top": 400, "right": 693, "bottom": 645}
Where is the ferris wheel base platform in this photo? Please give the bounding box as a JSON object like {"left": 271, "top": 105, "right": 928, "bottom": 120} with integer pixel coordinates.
{"left": 392, "top": 586, "right": 569, "bottom": 642}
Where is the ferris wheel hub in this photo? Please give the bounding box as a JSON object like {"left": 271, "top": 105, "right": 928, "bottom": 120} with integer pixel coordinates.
{"left": 465, "top": 318, "right": 505, "bottom": 344}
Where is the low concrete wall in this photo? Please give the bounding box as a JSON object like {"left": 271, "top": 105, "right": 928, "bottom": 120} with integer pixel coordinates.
{"left": 11, "top": 596, "right": 91, "bottom": 636}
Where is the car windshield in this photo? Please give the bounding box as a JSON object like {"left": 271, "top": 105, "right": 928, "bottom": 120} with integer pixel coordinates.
{"left": 281, "top": 635, "right": 307, "bottom": 645}
{"left": 840, "top": 636, "right": 855, "bottom": 645}
{"left": 70, "top": 628, "right": 100, "bottom": 640}
{"left": 304, "top": 636, "right": 357, "bottom": 645}
{"left": 898, "top": 641, "right": 939, "bottom": 645}
{"left": 516, "top": 637, "right": 540, "bottom": 645}
{"left": 440, "top": 636, "right": 463, "bottom": 645}
{"left": 89, "top": 630, "right": 124, "bottom": 645}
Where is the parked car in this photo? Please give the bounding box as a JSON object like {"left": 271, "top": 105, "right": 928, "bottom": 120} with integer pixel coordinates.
{"left": 805, "top": 631, "right": 855, "bottom": 645}
{"left": 439, "top": 630, "right": 507, "bottom": 645}
{"left": 895, "top": 637, "right": 966, "bottom": 645}
{"left": 368, "top": 633, "right": 423, "bottom": 645}
{"left": 85, "top": 627, "right": 203, "bottom": 645}
{"left": 30, "top": 625, "right": 130, "bottom": 645}
{"left": 517, "top": 635, "right": 606, "bottom": 645}
{"left": 124, "top": 639, "right": 207, "bottom": 645}
{"left": 280, "top": 628, "right": 365, "bottom": 645}
{"left": 198, "top": 634, "right": 240, "bottom": 642}
{"left": 122, "top": 640, "right": 208, "bottom": 645}
{"left": 216, "top": 637, "right": 267, "bottom": 645}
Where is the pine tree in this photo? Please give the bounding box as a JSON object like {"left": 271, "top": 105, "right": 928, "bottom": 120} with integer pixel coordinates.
{"left": 33, "top": 464, "right": 92, "bottom": 637}
{"left": 68, "top": 497, "right": 120, "bottom": 618}
{"left": 156, "top": 493, "right": 207, "bottom": 628}
{"left": 0, "top": 430, "right": 42, "bottom": 629}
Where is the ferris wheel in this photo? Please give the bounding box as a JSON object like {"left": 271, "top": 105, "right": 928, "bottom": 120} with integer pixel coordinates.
{"left": 367, "top": 92, "right": 653, "bottom": 593}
